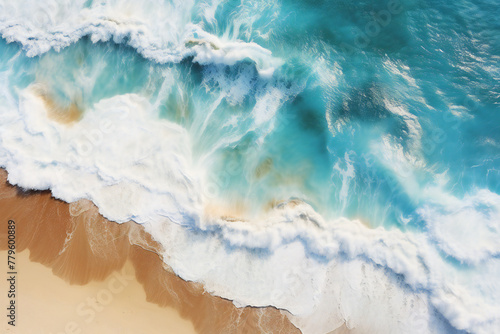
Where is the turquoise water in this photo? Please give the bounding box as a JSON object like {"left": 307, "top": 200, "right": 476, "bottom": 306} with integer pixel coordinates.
{"left": 0, "top": 0, "right": 499, "bottom": 333}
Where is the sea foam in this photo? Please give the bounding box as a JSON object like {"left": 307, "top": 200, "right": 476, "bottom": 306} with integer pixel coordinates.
{"left": 1, "top": 1, "right": 500, "bottom": 334}
{"left": 1, "top": 84, "right": 499, "bottom": 333}
{"left": 0, "top": 0, "right": 282, "bottom": 77}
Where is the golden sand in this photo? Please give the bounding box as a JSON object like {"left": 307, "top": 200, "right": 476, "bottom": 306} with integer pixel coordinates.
{"left": 0, "top": 251, "right": 197, "bottom": 334}
{"left": 0, "top": 169, "right": 301, "bottom": 334}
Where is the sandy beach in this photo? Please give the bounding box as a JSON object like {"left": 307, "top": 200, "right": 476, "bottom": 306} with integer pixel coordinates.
{"left": 0, "top": 169, "right": 300, "bottom": 334}
{"left": 0, "top": 251, "right": 196, "bottom": 334}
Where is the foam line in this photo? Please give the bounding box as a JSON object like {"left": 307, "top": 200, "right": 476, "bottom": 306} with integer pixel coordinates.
{"left": 0, "top": 0, "right": 282, "bottom": 77}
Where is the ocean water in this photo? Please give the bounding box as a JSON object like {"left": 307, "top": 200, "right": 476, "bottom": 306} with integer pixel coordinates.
{"left": 0, "top": 0, "right": 499, "bottom": 333}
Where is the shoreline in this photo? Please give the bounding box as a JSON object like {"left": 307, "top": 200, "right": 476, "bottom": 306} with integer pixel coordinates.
{"left": 0, "top": 168, "right": 301, "bottom": 333}
{"left": 0, "top": 250, "right": 197, "bottom": 334}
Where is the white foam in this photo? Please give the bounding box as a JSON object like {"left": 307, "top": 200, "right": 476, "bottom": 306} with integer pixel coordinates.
{"left": 420, "top": 189, "right": 500, "bottom": 265}
{"left": 1, "top": 3, "right": 500, "bottom": 334}
{"left": 1, "top": 83, "right": 500, "bottom": 334}
{"left": 2, "top": 86, "right": 202, "bottom": 225}
{"left": 0, "top": 0, "right": 282, "bottom": 77}
{"left": 145, "top": 198, "right": 500, "bottom": 334}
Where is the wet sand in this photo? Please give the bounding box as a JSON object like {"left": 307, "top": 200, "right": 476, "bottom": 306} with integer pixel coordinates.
{"left": 0, "top": 169, "right": 300, "bottom": 334}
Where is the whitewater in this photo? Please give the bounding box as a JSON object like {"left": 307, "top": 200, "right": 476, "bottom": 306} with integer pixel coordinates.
{"left": 0, "top": 0, "right": 499, "bottom": 333}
